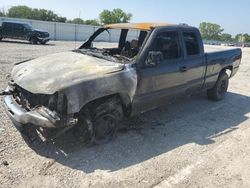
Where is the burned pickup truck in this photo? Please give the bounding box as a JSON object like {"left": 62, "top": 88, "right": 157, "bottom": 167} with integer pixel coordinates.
{"left": 2, "top": 23, "right": 241, "bottom": 144}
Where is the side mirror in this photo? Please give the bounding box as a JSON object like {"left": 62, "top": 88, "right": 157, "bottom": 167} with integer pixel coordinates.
{"left": 145, "top": 51, "right": 163, "bottom": 67}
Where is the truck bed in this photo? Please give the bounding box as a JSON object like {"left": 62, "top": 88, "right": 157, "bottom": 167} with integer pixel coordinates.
{"left": 204, "top": 48, "right": 242, "bottom": 88}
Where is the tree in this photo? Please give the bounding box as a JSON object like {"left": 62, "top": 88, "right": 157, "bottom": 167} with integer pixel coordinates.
{"left": 235, "top": 33, "right": 250, "bottom": 43}
{"left": 235, "top": 34, "right": 243, "bottom": 42}
{"left": 31, "top": 8, "right": 66, "bottom": 22}
{"left": 7, "top": 5, "right": 66, "bottom": 22}
{"left": 4, "top": 5, "right": 133, "bottom": 25}
{"left": 99, "top": 8, "right": 132, "bottom": 24}
{"left": 199, "top": 22, "right": 224, "bottom": 40}
{"left": 67, "top": 18, "right": 100, "bottom": 26}
{"left": 0, "top": 7, "right": 6, "bottom": 17}
{"left": 8, "top": 5, "right": 33, "bottom": 19}
{"left": 56, "top": 16, "right": 67, "bottom": 23}
{"left": 67, "top": 18, "right": 85, "bottom": 24}
{"left": 84, "top": 19, "right": 100, "bottom": 26}
{"left": 242, "top": 34, "right": 250, "bottom": 42}
{"left": 220, "top": 33, "right": 232, "bottom": 42}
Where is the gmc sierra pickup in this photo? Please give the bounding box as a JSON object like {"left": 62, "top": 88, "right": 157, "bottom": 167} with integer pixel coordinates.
{"left": 2, "top": 23, "right": 242, "bottom": 144}
{"left": 0, "top": 21, "right": 50, "bottom": 44}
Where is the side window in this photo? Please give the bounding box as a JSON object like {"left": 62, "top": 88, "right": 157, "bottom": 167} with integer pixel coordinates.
{"left": 151, "top": 31, "right": 181, "bottom": 60}
{"left": 14, "top": 24, "right": 23, "bottom": 32}
{"left": 183, "top": 32, "right": 200, "bottom": 56}
{"left": 4, "top": 23, "right": 12, "bottom": 31}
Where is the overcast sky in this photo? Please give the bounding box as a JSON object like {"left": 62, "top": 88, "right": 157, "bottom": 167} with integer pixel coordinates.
{"left": 0, "top": 0, "right": 249, "bottom": 35}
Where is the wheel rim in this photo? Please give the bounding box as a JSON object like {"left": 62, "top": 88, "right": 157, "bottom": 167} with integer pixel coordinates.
{"left": 94, "top": 114, "right": 116, "bottom": 143}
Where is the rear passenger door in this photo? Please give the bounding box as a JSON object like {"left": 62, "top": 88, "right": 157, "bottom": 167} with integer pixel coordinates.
{"left": 181, "top": 30, "right": 206, "bottom": 94}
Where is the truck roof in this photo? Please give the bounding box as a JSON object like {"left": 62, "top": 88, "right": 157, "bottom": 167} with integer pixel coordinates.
{"left": 2, "top": 21, "right": 31, "bottom": 25}
{"left": 104, "top": 22, "right": 194, "bottom": 31}
{"left": 105, "top": 23, "right": 176, "bottom": 30}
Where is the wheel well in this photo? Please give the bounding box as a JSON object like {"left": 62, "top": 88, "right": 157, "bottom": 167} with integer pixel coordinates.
{"left": 79, "top": 93, "right": 132, "bottom": 117}
{"left": 220, "top": 66, "right": 233, "bottom": 77}
{"left": 29, "top": 36, "right": 37, "bottom": 41}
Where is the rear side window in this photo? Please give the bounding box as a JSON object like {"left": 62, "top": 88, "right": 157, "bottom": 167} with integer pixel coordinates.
{"left": 183, "top": 32, "right": 200, "bottom": 56}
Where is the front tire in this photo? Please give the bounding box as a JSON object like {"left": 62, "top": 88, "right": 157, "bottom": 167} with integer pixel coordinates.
{"left": 40, "top": 41, "right": 46, "bottom": 45}
{"left": 207, "top": 71, "right": 229, "bottom": 101}
{"left": 74, "top": 96, "right": 123, "bottom": 145}
{"left": 30, "top": 37, "right": 38, "bottom": 45}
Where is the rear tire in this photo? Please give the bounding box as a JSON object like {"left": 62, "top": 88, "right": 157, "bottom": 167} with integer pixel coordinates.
{"left": 207, "top": 71, "right": 229, "bottom": 101}
{"left": 74, "top": 96, "right": 123, "bottom": 145}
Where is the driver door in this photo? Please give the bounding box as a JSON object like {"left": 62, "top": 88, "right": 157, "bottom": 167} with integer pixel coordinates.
{"left": 132, "top": 29, "right": 187, "bottom": 114}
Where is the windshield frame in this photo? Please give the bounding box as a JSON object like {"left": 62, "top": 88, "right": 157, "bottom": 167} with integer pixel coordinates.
{"left": 79, "top": 28, "right": 107, "bottom": 49}
{"left": 23, "top": 23, "right": 33, "bottom": 31}
{"left": 78, "top": 27, "right": 151, "bottom": 64}
{"left": 79, "top": 27, "right": 149, "bottom": 50}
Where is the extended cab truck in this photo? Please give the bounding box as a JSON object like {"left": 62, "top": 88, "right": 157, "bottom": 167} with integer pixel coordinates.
{"left": 2, "top": 23, "right": 241, "bottom": 144}
{"left": 0, "top": 21, "right": 50, "bottom": 44}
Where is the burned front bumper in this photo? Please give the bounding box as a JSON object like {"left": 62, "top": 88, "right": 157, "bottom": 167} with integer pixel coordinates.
{"left": 4, "top": 94, "right": 57, "bottom": 128}
{"left": 2, "top": 85, "right": 77, "bottom": 129}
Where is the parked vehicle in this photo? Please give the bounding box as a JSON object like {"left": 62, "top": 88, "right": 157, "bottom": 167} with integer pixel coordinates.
{"left": 0, "top": 21, "right": 50, "bottom": 44}
{"left": 2, "top": 23, "right": 242, "bottom": 144}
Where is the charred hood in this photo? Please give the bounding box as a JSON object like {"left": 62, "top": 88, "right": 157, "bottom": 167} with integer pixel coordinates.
{"left": 12, "top": 51, "right": 124, "bottom": 94}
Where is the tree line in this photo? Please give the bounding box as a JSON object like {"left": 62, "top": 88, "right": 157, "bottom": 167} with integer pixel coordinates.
{"left": 1, "top": 6, "right": 249, "bottom": 43}
{"left": 199, "top": 22, "right": 250, "bottom": 43}
{"left": 0, "top": 5, "right": 132, "bottom": 26}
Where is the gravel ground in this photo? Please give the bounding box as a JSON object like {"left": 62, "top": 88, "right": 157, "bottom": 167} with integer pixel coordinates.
{"left": 0, "top": 39, "right": 250, "bottom": 188}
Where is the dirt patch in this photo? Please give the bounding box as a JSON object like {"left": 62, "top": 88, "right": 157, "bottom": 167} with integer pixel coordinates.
{"left": 0, "top": 40, "right": 250, "bottom": 187}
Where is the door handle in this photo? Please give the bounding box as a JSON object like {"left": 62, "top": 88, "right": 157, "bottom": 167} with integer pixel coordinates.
{"left": 179, "top": 66, "right": 187, "bottom": 72}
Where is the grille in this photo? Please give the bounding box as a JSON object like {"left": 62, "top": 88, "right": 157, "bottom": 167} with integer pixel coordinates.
{"left": 14, "top": 85, "right": 51, "bottom": 110}
{"left": 42, "top": 32, "right": 49, "bottom": 38}
{"left": 14, "top": 85, "right": 67, "bottom": 115}
{"left": 38, "top": 32, "right": 49, "bottom": 38}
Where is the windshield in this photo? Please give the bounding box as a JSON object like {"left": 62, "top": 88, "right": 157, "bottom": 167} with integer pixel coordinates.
{"left": 77, "top": 28, "right": 149, "bottom": 63}
{"left": 23, "top": 23, "right": 33, "bottom": 30}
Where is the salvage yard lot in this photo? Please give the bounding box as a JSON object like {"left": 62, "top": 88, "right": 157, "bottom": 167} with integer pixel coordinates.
{"left": 0, "top": 40, "right": 250, "bottom": 188}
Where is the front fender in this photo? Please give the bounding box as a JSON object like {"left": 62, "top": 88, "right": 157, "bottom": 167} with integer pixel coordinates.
{"left": 63, "top": 65, "right": 137, "bottom": 114}
{"left": 27, "top": 31, "right": 39, "bottom": 40}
